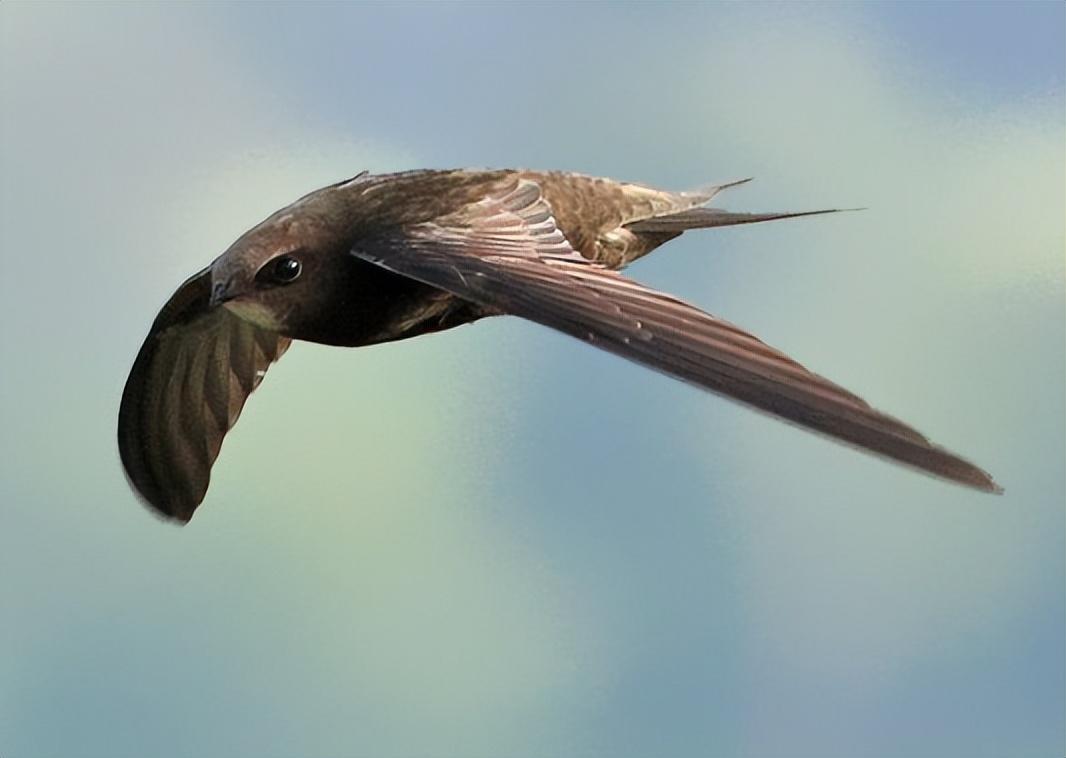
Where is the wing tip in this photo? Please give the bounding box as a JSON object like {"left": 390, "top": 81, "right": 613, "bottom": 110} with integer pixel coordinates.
{"left": 971, "top": 470, "right": 1004, "bottom": 496}
{"left": 151, "top": 497, "right": 199, "bottom": 524}
{"left": 927, "top": 447, "right": 1003, "bottom": 496}
{"left": 118, "top": 424, "right": 202, "bottom": 525}
{"left": 146, "top": 506, "right": 196, "bottom": 526}
{"left": 122, "top": 471, "right": 199, "bottom": 525}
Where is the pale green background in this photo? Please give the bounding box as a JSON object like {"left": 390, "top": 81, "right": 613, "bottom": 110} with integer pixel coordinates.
{"left": 1, "top": 3, "right": 1063, "bottom": 757}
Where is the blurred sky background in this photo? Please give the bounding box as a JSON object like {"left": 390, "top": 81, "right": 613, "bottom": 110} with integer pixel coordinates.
{"left": 1, "top": 3, "right": 1063, "bottom": 757}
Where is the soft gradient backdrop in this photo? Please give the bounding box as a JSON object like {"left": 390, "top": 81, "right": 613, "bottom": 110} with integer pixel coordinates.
{"left": 1, "top": 3, "right": 1063, "bottom": 757}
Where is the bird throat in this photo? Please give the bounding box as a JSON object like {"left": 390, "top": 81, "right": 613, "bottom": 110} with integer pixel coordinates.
{"left": 222, "top": 298, "right": 284, "bottom": 331}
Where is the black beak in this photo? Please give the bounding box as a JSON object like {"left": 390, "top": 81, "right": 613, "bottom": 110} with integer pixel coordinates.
{"left": 210, "top": 279, "right": 235, "bottom": 308}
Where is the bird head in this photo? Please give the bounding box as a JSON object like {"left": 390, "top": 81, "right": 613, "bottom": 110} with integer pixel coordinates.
{"left": 206, "top": 185, "right": 358, "bottom": 338}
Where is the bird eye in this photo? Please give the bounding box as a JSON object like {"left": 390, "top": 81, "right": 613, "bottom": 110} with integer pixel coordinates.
{"left": 266, "top": 255, "right": 302, "bottom": 284}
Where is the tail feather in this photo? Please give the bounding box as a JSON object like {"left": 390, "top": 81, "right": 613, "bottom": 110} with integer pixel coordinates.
{"left": 674, "top": 177, "right": 754, "bottom": 206}
{"left": 626, "top": 206, "right": 860, "bottom": 233}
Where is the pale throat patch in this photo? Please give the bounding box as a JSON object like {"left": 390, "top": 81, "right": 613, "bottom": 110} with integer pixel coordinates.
{"left": 223, "top": 298, "right": 284, "bottom": 330}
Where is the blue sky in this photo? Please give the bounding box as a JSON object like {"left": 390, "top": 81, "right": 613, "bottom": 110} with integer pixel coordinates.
{"left": 1, "top": 3, "right": 1063, "bottom": 757}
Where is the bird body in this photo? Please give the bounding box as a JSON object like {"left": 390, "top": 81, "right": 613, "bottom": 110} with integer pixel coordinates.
{"left": 119, "top": 168, "right": 1000, "bottom": 523}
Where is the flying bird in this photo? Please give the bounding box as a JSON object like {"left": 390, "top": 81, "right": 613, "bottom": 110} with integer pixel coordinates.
{"left": 118, "top": 169, "right": 1001, "bottom": 523}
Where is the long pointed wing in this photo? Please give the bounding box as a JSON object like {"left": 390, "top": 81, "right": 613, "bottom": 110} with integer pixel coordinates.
{"left": 118, "top": 269, "right": 291, "bottom": 522}
{"left": 354, "top": 178, "right": 1000, "bottom": 493}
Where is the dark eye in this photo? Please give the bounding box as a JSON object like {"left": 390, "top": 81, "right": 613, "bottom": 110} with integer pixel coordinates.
{"left": 266, "top": 255, "right": 302, "bottom": 284}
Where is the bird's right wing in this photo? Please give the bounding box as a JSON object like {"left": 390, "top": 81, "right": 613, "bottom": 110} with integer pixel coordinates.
{"left": 118, "top": 269, "right": 291, "bottom": 522}
{"left": 354, "top": 177, "right": 1000, "bottom": 493}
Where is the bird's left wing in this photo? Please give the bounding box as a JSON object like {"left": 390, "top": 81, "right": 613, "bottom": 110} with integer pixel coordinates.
{"left": 118, "top": 268, "right": 291, "bottom": 522}
{"left": 353, "top": 177, "right": 1000, "bottom": 493}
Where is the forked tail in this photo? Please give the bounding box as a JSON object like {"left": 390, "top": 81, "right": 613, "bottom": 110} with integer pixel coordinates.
{"left": 628, "top": 178, "right": 861, "bottom": 233}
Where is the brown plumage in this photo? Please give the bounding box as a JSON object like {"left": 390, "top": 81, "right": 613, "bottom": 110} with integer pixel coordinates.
{"left": 118, "top": 169, "right": 1001, "bottom": 523}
